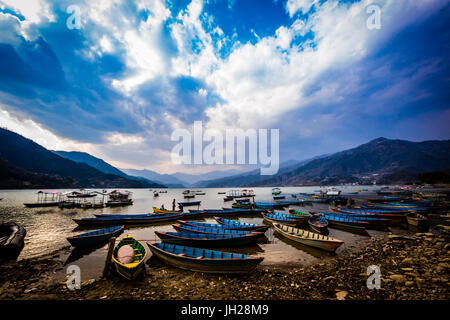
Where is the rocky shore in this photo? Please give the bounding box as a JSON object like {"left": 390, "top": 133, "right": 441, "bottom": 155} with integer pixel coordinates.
{"left": 1, "top": 216, "right": 448, "bottom": 300}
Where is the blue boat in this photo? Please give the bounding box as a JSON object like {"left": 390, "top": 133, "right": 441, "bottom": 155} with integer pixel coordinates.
{"left": 177, "top": 219, "right": 268, "bottom": 232}
{"left": 255, "top": 202, "right": 285, "bottom": 209}
{"left": 213, "top": 217, "right": 269, "bottom": 232}
{"left": 146, "top": 242, "right": 263, "bottom": 273}
{"left": 94, "top": 213, "right": 153, "bottom": 218}
{"left": 172, "top": 223, "right": 253, "bottom": 235}
{"left": 178, "top": 201, "right": 201, "bottom": 207}
{"left": 67, "top": 226, "right": 124, "bottom": 247}
{"left": 318, "top": 212, "right": 390, "bottom": 225}
{"left": 73, "top": 212, "right": 184, "bottom": 226}
{"left": 261, "top": 212, "right": 300, "bottom": 226}
{"left": 188, "top": 208, "right": 265, "bottom": 216}
{"left": 314, "top": 214, "right": 368, "bottom": 232}
{"left": 155, "top": 230, "right": 263, "bottom": 247}
{"left": 308, "top": 214, "right": 329, "bottom": 235}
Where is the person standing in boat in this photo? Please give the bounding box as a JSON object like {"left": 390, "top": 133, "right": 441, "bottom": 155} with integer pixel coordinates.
{"left": 161, "top": 204, "right": 165, "bottom": 210}
{"left": 172, "top": 199, "right": 176, "bottom": 211}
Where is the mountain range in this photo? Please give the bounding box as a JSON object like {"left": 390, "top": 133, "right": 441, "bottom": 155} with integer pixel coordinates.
{"left": 1, "top": 127, "right": 449, "bottom": 188}
{"left": 0, "top": 128, "right": 165, "bottom": 189}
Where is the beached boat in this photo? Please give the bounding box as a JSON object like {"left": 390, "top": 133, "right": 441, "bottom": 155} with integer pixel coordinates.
{"left": 67, "top": 226, "right": 124, "bottom": 248}
{"left": 146, "top": 242, "right": 263, "bottom": 273}
{"left": 308, "top": 214, "right": 329, "bottom": 235}
{"left": 172, "top": 224, "right": 254, "bottom": 235}
{"left": 153, "top": 207, "right": 183, "bottom": 214}
{"left": 155, "top": 230, "right": 263, "bottom": 247}
{"left": 112, "top": 236, "right": 147, "bottom": 280}
{"left": 314, "top": 211, "right": 397, "bottom": 225}
{"left": 273, "top": 223, "right": 343, "bottom": 252}
{"left": 406, "top": 212, "right": 428, "bottom": 228}
{"left": 73, "top": 212, "right": 184, "bottom": 226}
{"left": 188, "top": 208, "right": 265, "bottom": 216}
{"left": 178, "top": 201, "right": 201, "bottom": 207}
{"left": 313, "top": 213, "right": 368, "bottom": 232}
{"left": 0, "top": 222, "right": 26, "bottom": 261}
{"left": 179, "top": 219, "right": 268, "bottom": 232}
{"left": 287, "top": 208, "right": 311, "bottom": 221}
{"left": 332, "top": 207, "right": 410, "bottom": 215}
{"left": 261, "top": 212, "right": 300, "bottom": 226}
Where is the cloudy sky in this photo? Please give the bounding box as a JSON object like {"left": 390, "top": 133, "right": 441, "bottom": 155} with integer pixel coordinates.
{"left": 0, "top": 0, "right": 449, "bottom": 174}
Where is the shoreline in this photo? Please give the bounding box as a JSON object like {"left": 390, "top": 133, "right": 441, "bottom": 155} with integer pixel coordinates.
{"left": 1, "top": 215, "right": 449, "bottom": 300}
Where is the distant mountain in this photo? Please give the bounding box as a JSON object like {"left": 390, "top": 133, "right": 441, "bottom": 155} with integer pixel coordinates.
{"left": 53, "top": 151, "right": 127, "bottom": 177}
{"left": 248, "top": 137, "right": 450, "bottom": 186}
{"left": 0, "top": 128, "right": 165, "bottom": 189}
{"left": 202, "top": 159, "right": 312, "bottom": 187}
{"left": 121, "top": 168, "right": 254, "bottom": 187}
{"left": 121, "top": 168, "right": 187, "bottom": 188}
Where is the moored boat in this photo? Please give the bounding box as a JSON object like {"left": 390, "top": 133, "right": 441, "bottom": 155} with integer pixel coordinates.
{"left": 261, "top": 212, "right": 300, "bottom": 226}
{"left": 406, "top": 212, "right": 428, "bottom": 228}
{"left": 153, "top": 207, "right": 183, "bottom": 214}
{"left": 0, "top": 222, "right": 26, "bottom": 261}
{"left": 172, "top": 224, "right": 254, "bottom": 235}
{"left": 273, "top": 223, "right": 343, "bottom": 252}
{"left": 179, "top": 219, "right": 268, "bottom": 232}
{"left": 254, "top": 202, "right": 285, "bottom": 209}
{"left": 146, "top": 242, "right": 263, "bottom": 273}
{"left": 178, "top": 201, "right": 201, "bottom": 207}
{"left": 67, "top": 226, "right": 124, "bottom": 248}
{"left": 308, "top": 214, "right": 329, "bottom": 235}
{"left": 73, "top": 212, "right": 184, "bottom": 226}
{"left": 112, "top": 236, "right": 147, "bottom": 280}
{"left": 155, "top": 230, "right": 263, "bottom": 247}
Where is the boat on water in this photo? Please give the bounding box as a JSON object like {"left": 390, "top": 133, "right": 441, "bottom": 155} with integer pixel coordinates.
{"left": 153, "top": 207, "right": 183, "bottom": 214}
{"left": 332, "top": 207, "right": 410, "bottom": 215}
{"left": 172, "top": 224, "right": 254, "bottom": 235}
{"left": 313, "top": 213, "right": 368, "bottom": 233}
{"left": 146, "top": 242, "right": 263, "bottom": 273}
{"left": 261, "top": 212, "right": 300, "bottom": 226}
{"left": 406, "top": 212, "right": 428, "bottom": 228}
{"left": 24, "top": 190, "right": 63, "bottom": 208}
{"left": 67, "top": 226, "right": 124, "bottom": 248}
{"left": 189, "top": 208, "right": 264, "bottom": 216}
{"left": 73, "top": 212, "right": 184, "bottom": 226}
{"left": 178, "top": 201, "right": 201, "bottom": 207}
{"left": 272, "top": 187, "right": 281, "bottom": 196}
{"left": 155, "top": 230, "right": 264, "bottom": 247}
{"left": 153, "top": 191, "right": 159, "bottom": 197}
{"left": 195, "top": 191, "right": 206, "bottom": 195}
{"left": 273, "top": 195, "right": 286, "bottom": 200}
{"left": 223, "top": 189, "right": 255, "bottom": 201}
{"left": 273, "top": 223, "right": 343, "bottom": 252}
{"left": 321, "top": 187, "right": 341, "bottom": 197}
{"left": 254, "top": 202, "right": 285, "bottom": 209}
{"left": 0, "top": 222, "right": 26, "bottom": 261}
{"left": 184, "top": 192, "right": 196, "bottom": 199}
{"left": 214, "top": 217, "right": 269, "bottom": 232}
{"left": 105, "top": 190, "right": 133, "bottom": 207}
{"left": 112, "top": 236, "right": 147, "bottom": 280}
{"left": 308, "top": 214, "right": 329, "bottom": 235}
{"left": 218, "top": 192, "right": 226, "bottom": 194}
{"left": 232, "top": 201, "right": 254, "bottom": 209}
{"left": 178, "top": 219, "right": 268, "bottom": 232}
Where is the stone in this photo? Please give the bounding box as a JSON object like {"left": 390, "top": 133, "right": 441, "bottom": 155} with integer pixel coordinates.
{"left": 336, "top": 291, "right": 348, "bottom": 300}
{"left": 405, "top": 281, "right": 414, "bottom": 287}
{"left": 389, "top": 274, "right": 405, "bottom": 283}
{"left": 402, "top": 258, "right": 413, "bottom": 265}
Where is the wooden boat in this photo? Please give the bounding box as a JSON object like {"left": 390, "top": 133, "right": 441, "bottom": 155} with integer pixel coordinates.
{"left": 195, "top": 192, "right": 206, "bottom": 195}
{"left": 95, "top": 213, "right": 152, "bottom": 218}
{"left": 213, "top": 217, "right": 270, "bottom": 232}
{"left": 178, "top": 201, "right": 201, "bottom": 207}
{"left": 232, "top": 202, "right": 254, "bottom": 209}
{"left": 153, "top": 192, "right": 159, "bottom": 197}
{"left": 146, "top": 242, "right": 263, "bottom": 273}
{"left": 112, "top": 236, "right": 147, "bottom": 280}
{"left": 179, "top": 219, "right": 268, "bottom": 232}
{"left": 24, "top": 191, "right": 62, "bottom": 208}
{"left": 153, "top": 207, "right": 183, "bottom": 214}
{"left": 271, "top": 187, "right": 281, "bottom": 196}
{"left": 317, "top": 211, "right": 393, "bottom": 224}
{"left": 155, "top": 230, "right": 263, "bottom": 247}
{"left": 273, "top": 223, "right": 343, "bottom": 252}
{"left": 314, "top": 213, "right": 368, "bottom": 232}
{"left": 308, "top": 214, "right": 329, "bottom": 235}
{"left": 261, "top": 212, "right": 300, "bottom": 226}
{"left": 105, "top": 199, "right": 133, "bottom": 207}
{"left": 172, "top": 224, "right": 254, "bottom": 235}
{"left": 218, "top": 192, "right": 226, "bottom": 194}
{"left": 254, "top": 202, "right": 285, "bottom": 209}
{"left": 287, "top": 208, "right": 311, "bottom": 221}
{"left": 67, "top": 226, "right": 124, "bottom": 247}
{"left": 331, "top": 207, "right": 410, "bottom": 215}
{"left": 273, "top": 195, "right": 285, "bottom": 200}
{"left": 188, "top": 208, "right": 265, "bottom": 216}
{"left": 0, "top": 223, "right": 26, "bottom": 261}
{"left": 73, "top": 212, "right": 184, "bottom": 226}
{"left": 406, "top": 212, "right": 428, "bottom": 228}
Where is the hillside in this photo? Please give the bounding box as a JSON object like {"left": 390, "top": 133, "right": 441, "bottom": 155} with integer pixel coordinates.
{"left": 248, "top": 137, "right": 450, "bottom": 186}
{"left": 0, "top": 128, "right": 165, "bottom": 188}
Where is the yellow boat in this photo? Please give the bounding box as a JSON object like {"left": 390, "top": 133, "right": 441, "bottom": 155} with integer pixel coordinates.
{"left": 112, "top": 236, "right": 147, "bottom": 280}
{"left": 152, "top": 207, "right": 183, "bottom": 214}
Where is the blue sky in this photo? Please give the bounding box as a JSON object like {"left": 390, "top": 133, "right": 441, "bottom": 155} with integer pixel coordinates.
{"left": 0, "top": 0, "right": 449, "bottom": 173}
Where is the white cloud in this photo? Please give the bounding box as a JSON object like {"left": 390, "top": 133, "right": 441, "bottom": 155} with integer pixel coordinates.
{"left": 286, "top": 0, "right": 318, "bottom": 17}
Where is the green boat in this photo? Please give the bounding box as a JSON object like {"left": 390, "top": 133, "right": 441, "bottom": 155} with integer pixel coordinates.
{"left": 231, "top": 202, "right": 254, "bottom": 209}
{"left": 287, "top": 208, "right": 311, "bottom": 221}
{"left": 112, "top": 236, "right": 147, "bottom": 280}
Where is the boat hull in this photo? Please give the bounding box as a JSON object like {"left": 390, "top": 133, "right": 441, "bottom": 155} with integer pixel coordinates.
{"left": 155, "top": 231, "right": 262, "bottom": 247}
{"left": 67, "top": 226, "right": 124, "bottom": 248}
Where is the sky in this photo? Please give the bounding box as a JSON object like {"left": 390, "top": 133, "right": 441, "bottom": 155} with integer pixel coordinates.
{"left": 0, "top": 0, "right": 449, "bottom": 174}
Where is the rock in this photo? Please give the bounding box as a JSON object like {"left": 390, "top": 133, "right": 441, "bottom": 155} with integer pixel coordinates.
{"left": 405, "top": 281, "right": 414, "bottom": 287}
{"left": 389, "top": 274, "right": 405, "bottom": 283}
{"left": 402, "top": 258, "right": 413, "bottom": 265}
{"left": 336, "top": 291, "right": 348, "bottom": 300}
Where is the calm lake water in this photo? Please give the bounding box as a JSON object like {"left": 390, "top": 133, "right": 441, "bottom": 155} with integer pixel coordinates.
{"left": 0, "top": 186, "right": 388, "bottom": 281}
